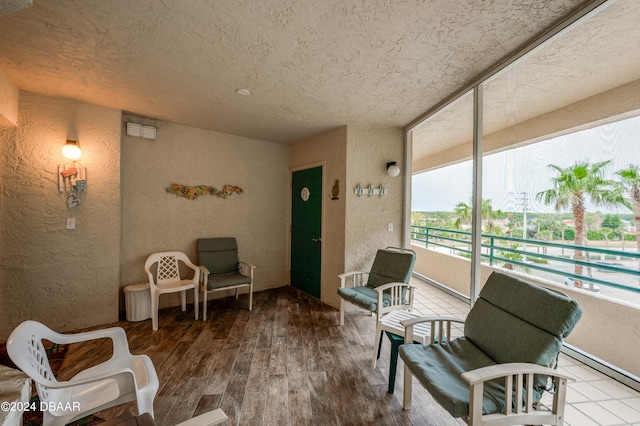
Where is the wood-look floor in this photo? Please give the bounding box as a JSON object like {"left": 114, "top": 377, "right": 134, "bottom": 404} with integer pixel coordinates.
{"left": 59, "top": 287, "right": 463, "bottom": 426}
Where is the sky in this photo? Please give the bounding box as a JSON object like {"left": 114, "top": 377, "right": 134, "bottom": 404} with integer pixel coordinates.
{"left": 412, "top": 115, "right": 640, "bottom": 214}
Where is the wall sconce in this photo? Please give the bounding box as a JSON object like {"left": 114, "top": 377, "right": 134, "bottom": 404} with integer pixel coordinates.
{"left": 59, "top": 139, "right": 86, "bottom": 198}
{"left": 387, "top": 162, "right": 400, "bottom": 177}
{"left": 62, "top": 140, "right": 82, "bottom": 160}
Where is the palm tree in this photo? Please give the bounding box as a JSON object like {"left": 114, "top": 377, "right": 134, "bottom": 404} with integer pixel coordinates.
{"left": 536, "top": 160, "right": 626, "bottom": 288}
{"left": 481, "top": 199, "right": 505, "bottom": 234}
{"left": 453, "top": 198, "right": 504, "bottom": 231}
{"left": 615, "top": 164, "right": 640, "bottom": 279}
{"left": 453, "top": 201, "right": 472, "bottom": 229}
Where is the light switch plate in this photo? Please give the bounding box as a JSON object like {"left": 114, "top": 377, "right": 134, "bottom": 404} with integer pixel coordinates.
{"left": 66, "top": 218, "right": 76, "bottom": 229}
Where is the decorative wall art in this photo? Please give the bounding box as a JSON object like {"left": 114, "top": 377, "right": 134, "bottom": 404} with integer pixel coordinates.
{"left": 166, "top": 183, "right": 244, "bottom": 200}
{"left": 354, "top": 184, "right": 387, "bottom": 197}
{"left": 331, "top": 179, "right": 340, "bottom": 200}
{"left": 300, "top": 187, "right": 310, "bottom": 201}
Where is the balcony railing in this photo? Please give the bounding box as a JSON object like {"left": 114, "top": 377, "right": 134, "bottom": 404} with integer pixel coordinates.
{"left": 411, "top": 225, "right": 640, "bottom": 294}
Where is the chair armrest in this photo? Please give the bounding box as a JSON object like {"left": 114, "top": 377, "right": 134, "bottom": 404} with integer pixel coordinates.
{"left": 338, "top": 271, "right": 368, "bottom": 288}
{"left": 239, "top": 260, "right": 256, "bottom": 269}
{"left": 239, "top": 261, "right": 255, "bottom": 279}
{"left": 175, "top": 408, "right": 228, "bottom": 426}
{"left": 199, "top": 265, "right": 210, "bottom": 275}
{"left": 375, "top": 282, "right": 416, "bottom": 315}
{"left": 52, "top": 327, "right": 131, "bottom": 356}
{"left": 374, "top": 282, "right": 416, "bottom": 293}
{"left": 400, "top": 316, "right": 464, "bottom": 344}
{"left": 400, "top": 315, "right": 464, "bottom": 328}
{"left": 462, "top": 363, "right": 574, "bottom": 385}
{"left": 461, "top": 363, "right": 575, "bottom": 424}
{"left": 46, "top": 366, "right": 137, "bottom": 390}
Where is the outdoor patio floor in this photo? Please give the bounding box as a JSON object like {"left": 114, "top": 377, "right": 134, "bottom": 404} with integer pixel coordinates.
{"left": 410, "top": 276, "right": 640, "bottom": 426}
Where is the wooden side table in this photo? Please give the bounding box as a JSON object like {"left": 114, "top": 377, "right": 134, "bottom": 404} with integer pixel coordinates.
{"left": 373, "top": 310, "right": 431, "bottom": 393}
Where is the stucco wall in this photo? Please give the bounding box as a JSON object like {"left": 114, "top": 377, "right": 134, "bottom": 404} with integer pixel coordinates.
{"left": 0, "top": 71, "right": 19, "bottom": 127}
{"left": 412, "top": 244, "right": 473, "bottom": 297}
{"left": 412, "top": 246, "right": 640, "bottom": 377}
{"left": 0, "top": 92, "right": 122, "bottom": 340}
{"left": 120, "top": 115, "right": 289, "bottom": 309}
{"left": 289, "top": 126, "right": 347, "bottom": 309}
{"left": 413, "top": 78, "right": 640, "bottom": 173}
{"left": 345, "top": 127, "right": 405, "bottom": 272}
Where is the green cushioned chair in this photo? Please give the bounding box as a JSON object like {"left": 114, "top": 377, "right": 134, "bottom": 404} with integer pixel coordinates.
{"left": 337, "top": 247, "right": 416, "bottom": 326}
{"left": 197, "top": 238, "right": 255, "bottom": 320}
{"left": 399, "top": 271, "right": 582, "bottom": 426}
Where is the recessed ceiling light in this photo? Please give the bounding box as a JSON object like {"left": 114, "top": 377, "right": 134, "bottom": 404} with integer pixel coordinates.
{"left": 236, "top": 88, "right": 250, "bottom": 96}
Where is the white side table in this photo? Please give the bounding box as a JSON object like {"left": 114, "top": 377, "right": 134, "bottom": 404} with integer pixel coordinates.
{"left": 373, "top": 310, "right": 431, "bottom": 393}
{"left": 124, "top": 282, "right": 151, "bottom": 322}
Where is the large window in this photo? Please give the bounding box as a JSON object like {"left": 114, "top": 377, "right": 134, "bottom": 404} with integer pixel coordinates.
{"left": 412, "top": 116, "right": 640, "bottom": 305}
{"left": 407, "top": 0, "right": 640, "bottom": 381}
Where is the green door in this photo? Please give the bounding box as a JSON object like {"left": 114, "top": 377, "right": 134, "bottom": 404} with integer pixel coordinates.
{"left": 291, "top": 166, "right": 322, "bottom": 298}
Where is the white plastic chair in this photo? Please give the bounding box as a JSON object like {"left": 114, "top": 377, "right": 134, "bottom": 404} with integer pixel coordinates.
{"left": 145, "top": 251, "right": 200, "bottom": 331}
{"left": 6, "top": 320, "right": 159, "bottom": 426}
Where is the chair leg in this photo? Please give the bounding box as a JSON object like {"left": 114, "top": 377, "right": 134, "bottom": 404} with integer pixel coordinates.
{"left": 372, "top": 328, "right": 384, "bottom": 368}
{"left": 136, "top": 396, "right": 154, "bottom": 418}
{"left": 248, "top": 284, "right": 253, "bottom": 311}
{"left": 181, "top": 291, "right": 186, "bottom": 311}
{"left": 202, "top": 288, "right": 208, "bottom": 322}
{"left": 235, "top": 288, "right": 239, "bottom": 300}
{"left": 193, "top": 286, "right": 199, "bottom": 321}
{"left": 388, "top": 336, "right": 401, "bottom": 393}
{"left": 403, "top": 363, "right": 413, "bottom": 410}
{"left": 137, "top": 395, "right": 155, "bottom": 418}
{"left": 151, "top": 292, "right": 159, "bottom": 331}
{"left": 339, "top": 299, "right": 345, "bottom": 326}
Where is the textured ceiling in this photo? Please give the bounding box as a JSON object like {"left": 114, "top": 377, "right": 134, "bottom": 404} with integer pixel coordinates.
{"left": 411, "top": 0, "right": 640, "bottom": 164}
{"left": 0, "top": 0, "right": 592, "bottom": 143}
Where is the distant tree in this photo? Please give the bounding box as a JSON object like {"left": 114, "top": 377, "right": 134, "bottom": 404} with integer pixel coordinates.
{"left": 564, "top": 228, "right": 575, "bottom": 241}
{"left": 454, "top": 198, "right": 504, "bottom": 231}
{"left": 454, "top": 201, "right": 472, "bottom": 229}
{"left": 535, "top": 214, "right": 564, "bottom": 240}
{"left": 498, "top": 244, "right": 530, "bottom": 273}
{"left": 616, "top": 164, "right": 640, "bottom": 279}
{"left": 586, "top": 230, "right": 605, "bottom": 241}
{"left": 536, "top": 160, "right": 626, "bottom": 288}
{"left": 601, "top": 214, "right": 623, "bottom": 231}
{"left": 584, "top": 211, "right": 602, "bottom": 233}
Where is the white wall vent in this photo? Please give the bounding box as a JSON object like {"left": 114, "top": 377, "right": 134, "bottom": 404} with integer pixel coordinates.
{"left": 126, "top": 122, "right": 157, "bottom": 140}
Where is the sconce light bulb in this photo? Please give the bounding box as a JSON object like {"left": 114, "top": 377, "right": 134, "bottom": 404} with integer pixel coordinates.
{"left": 62, "top": 140, "right": 81, "bottom": 160}
{"left": 387, "top": 162, "right": 400, "bottom": 177}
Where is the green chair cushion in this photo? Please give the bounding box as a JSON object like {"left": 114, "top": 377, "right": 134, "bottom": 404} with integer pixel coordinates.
{"left": 400, "top": 271, "right": 582, "bottom": 419}
{"left": 464, "top": 272, "right": 582, "bottom": 391}
{"left": 399, "top": 338, "right": 543, "bottom": 418}
{"left": 476, "top": 271, "right": 582, "bottom": 339}
{"left": 366, "top": 249, "right": 416, "bottom": 288}
{"left": 464, "top": 298, "right": 561, "bottom": 390}
{"left": 206, "top": 271, "right": 251, "bottom": 291}
{"left": 197, "top": 238, "right": 239, "bottom": 274}
{"left": 337, "top": 285, "right": 391, "bottom": 312}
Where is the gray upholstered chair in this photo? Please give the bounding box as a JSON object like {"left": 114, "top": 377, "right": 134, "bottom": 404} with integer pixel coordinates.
{"left": 197, "top": 237, "right": 255, "bottom": 320}
{"left": 400, "top": 271, "right": 583, "bottom": 425}
{"left": 337, "top": 247, "right": 416, "bottom": 326}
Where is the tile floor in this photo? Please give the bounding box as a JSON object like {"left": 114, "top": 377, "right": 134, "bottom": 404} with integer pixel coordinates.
{"left": 410, "top": 277, "right": 640, "bottom": 426}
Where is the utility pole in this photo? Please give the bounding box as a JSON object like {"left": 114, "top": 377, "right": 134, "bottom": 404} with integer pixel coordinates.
{"left": 518, "top": 192, "right": 529, "bottom": 260}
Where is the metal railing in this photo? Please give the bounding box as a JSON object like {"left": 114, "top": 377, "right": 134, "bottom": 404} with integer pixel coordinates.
{"left": 411, "top": 225, "right": 640, "bottom": 294}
